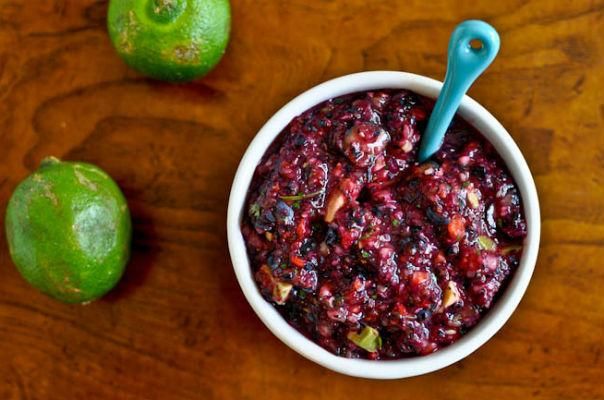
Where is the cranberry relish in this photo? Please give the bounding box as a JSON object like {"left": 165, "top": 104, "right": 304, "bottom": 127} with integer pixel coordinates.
{"left": 242, "top": 90, "right": 527, "bottom": 359}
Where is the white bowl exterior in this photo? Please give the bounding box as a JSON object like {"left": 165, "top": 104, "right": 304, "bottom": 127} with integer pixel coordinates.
{"left": 227, "top": 71, "right": 541, "bottom": 379}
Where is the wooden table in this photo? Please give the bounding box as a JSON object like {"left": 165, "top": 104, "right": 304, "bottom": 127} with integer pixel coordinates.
{"left": 1, "top": 1, "right": 603, "bottom": 398}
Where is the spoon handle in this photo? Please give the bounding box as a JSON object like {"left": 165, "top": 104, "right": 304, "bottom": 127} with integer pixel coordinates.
{"left": 418, "top": 20, "right": 500, "bottom": 162}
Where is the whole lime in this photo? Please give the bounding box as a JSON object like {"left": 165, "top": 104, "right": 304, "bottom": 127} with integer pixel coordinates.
{"left": 107, "top": 0, "right": 231, "bottom": 82}
{"left": 5, "top": 157, "right": 132, "bottom": 304}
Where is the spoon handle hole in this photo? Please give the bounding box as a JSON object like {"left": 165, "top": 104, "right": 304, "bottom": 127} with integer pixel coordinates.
{"left": 469, "top": 38, "right": 484, "bottom": 51}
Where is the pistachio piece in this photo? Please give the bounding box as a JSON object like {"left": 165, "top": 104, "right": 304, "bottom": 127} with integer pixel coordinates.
{"left": 273, "top": 281, "right": 293, "bottom": 305}
{"left": 347, "top": 326, "right": 382, "bottom": 352}
{"left": 324, "top": 189, "right": 345, "bottom": 222}
{"left": 443, "top": 281, "right": 461, "bottom": 308}
{"left": 477, "top": 235, "right": 496, "bottom": 251}
{"left": 467, "top": 190, "right": 479, "bottom": 208}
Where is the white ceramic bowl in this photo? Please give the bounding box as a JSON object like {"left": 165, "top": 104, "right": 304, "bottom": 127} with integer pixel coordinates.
{"left": 227, "top": 71, "right": 540, "bottom": 379}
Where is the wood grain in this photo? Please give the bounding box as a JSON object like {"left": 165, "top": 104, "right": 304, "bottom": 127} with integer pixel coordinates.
{"left": 1, "top": 0, "right": 603, "bottom": 399}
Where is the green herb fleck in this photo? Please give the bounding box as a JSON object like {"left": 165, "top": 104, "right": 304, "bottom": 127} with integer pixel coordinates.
{"left": 292, "top": 200, "right": 301, "bottom": 209}
{"left": 361, "top": 250, "right": 371, "bottom": 259}
{"left": 279, "top": 189, "right": 324, "bottom": 202}
{"left": 249, "top": 202, "right": 261, "bottom": 218}
{"left": 462, "top": 181, "right": 471, "bottom": 188}
{"left": 392, "top": 219, "right": 400, "bottom": 227}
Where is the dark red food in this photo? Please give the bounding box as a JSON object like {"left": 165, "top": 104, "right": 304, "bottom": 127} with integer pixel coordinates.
{"left": 242, "top": 90, "right": 527, "bottom": 359}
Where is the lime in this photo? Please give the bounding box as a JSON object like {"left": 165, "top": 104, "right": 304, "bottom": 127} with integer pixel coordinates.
{"left": 5, "top": 157, "right": 132, "bottom": 304}
{"left": 107, "top": 0, "right": 231, "bottom": 82}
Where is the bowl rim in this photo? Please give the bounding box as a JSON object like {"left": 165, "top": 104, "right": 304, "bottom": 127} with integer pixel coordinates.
{"left": 227, "top": 71, "right": 541, "bottom": 379}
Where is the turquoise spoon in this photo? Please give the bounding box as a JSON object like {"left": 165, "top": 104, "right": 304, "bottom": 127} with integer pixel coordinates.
{"left": 418, "top": 20, "right": 500, "bottom": 162}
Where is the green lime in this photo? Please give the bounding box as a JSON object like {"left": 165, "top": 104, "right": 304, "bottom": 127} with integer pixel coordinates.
{"left": 107, "top": 0, "right": 231, "bottom": 82}
{"left": 5, "top": 157, "right": 132, "bottom": 304}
